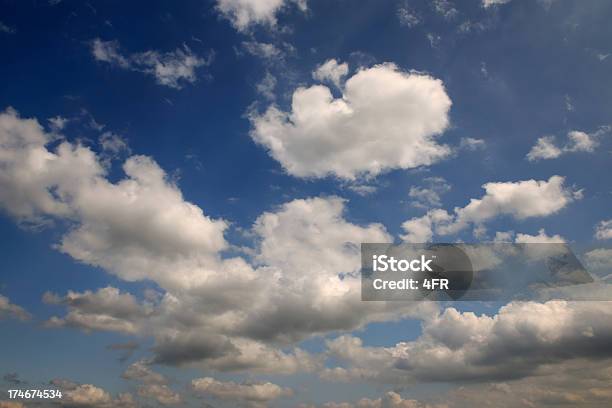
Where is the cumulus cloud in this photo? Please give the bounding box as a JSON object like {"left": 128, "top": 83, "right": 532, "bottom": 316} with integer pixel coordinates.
{"left": 527, "top": 130, "right": 601, "bottom": 161}
{"left": 216, "top": 0, "right": 307, "bottom": 32}
{"left": 595, "top": 219, "right": 612, "bottom": 240}
{"left": 323, "top": 301, "right": 612, "bottom": 384}
{"left": 192, "top": 377, "right": 292, "bottom": 407}
{"left": 401, "top": 176, "right": 579, "bottom": 241}
{"left": 0, "top": 295, "right": 31, "bottom": 321}
{"left": 1, "top": 108, "right": 439, "bottom": 373}
{"left": 249, "top": 62, "right": 452, "bottom": 179}
{"left": 91, "top": 38, "right": 213, "bottom": 89}
{"left": 312, "top": 59, "right": 349, "bottom": 88}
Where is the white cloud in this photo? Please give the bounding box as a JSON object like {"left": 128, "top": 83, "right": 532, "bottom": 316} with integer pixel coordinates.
{"left": 482, "top": 0, "right": 512, "bottom": 8}
{"left": 397, "top": 4, "right": 421, "bottom": 28}
{"left": 312, "top": 59, "right": 349, "bottom": 88}
{"left": 526, "top": 136, "right": 562, "bottom": 161}
{"left": 408, "top": 177, "right": 451, "bottom": 209}
{"left": 527, "top": 130, "right": 600, "bottom": 161}
{"left": 432, "top": 0, "right": 458, "bottom": 20}
{"left": 401, "top": 176, "right": 579, "bottom": 240}
{"left": 241, "top": 40, "right": 284, "bottom": 61}
{"left": 256, "top": 71, "right": 277, "bottom": 100}
{"left": 1, "top": 108, "right": 442, "bottom": 373}
{"left": 99, "top": 131, "right": 131, "bottom": 160}
{"left": 250, "top": 62, "right": 452, "bottom": 179}
{"left": 191, "top": 377, "right": 292, "bottom": 407}
{"left": 216, "top": 0, "right": 307, "bottom": 32}
{"left": 0, "top": 295, "right": 31, "bottom": 321}
{"left": 459, "top": 137, "right": 486, "bottom": 151}
{"left": 515, "top": 228, "right": 565, "bottom": 243}
{"left": 91, "top": 39, "right": 212, "bottom": 89}
{"left": 401, "top": 209, "right": 449, "bottom": 243}
{"left": 48, "top": 116, "right": 69, "bottom": 132}
{"left": 595, "top": 219, "right": 612, "bottom": 240}
{"left": 566, "top": 130, "right": 597, "bottom": 152}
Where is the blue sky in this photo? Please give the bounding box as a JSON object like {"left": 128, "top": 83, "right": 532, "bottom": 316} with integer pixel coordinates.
{"left": 1, "top": 0, "right": 612, "bottom": 407}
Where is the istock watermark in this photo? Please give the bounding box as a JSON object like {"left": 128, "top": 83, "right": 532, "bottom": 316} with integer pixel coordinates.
{"left": 361, "top": 243, "right": 611, "bottom": 301}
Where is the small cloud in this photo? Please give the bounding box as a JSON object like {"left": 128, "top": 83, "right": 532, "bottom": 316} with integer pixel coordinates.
{"left": 312, "top": 59, "right": 349, "bottom": 88}
{"left": 91, "top": 38, "right": 214, "bottom": 89}
{"left": 565, "top": 94, "right": 575, "bottom": 112}
{"left": 256, "top": 71, "right": 277, "bottom": 101}
{"left": 48, "top": 116, "right": 69, "bottom": 132}
{"left": 432, "top": 0, "right": 458, "bottom": 20}
{"left": 347, "top": 183, "right": 377, "bottom": 196}
{"left": 527, "top": 128, "right": 605, "bottom": 161}
{"left": 408, "top": 176, "right": 451, "bottom": 209}
{"left": 595, "top": 219, "right": 612, "bottom": 240}
{"left": 397, "top": 3, "right": 421, "bottom": 28}
{"left": 99, "top": 131, "right": 131, "bottom": 162}
{"left": 0, "top": 21, "right": 15, "bottom": 34}
{"left": 240, "top": 40, "right": 285, "bottom": 62}
{"left": 460, "top": 137, "right": 486, "bottom": 151}
{"left": 215, "top": 0, "right": 307, "bottom": 32}
{"left": 427, "top": 33, "right": 441, "bottom": 48}
{"left": 0, "top": 295, "right": 31, "bottom": 321}
{"left": 482, "top": 0, "right": 512, "bottom": 8}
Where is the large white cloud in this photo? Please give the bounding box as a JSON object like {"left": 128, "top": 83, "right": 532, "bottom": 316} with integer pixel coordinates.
{"left": 249, "top": 62, "right": 452, "bottom": 180}
{"left": 401, "top": 176, "right": 579, "bottom": 241}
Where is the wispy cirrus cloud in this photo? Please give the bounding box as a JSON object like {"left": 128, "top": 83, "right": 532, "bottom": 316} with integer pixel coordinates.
{"left": 91, "top": 39, "right": 213, "bottom": 89}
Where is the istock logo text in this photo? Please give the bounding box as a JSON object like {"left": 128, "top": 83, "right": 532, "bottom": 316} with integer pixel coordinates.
{"left": 372, "top": 254, "right": 434, "bottom": 272}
